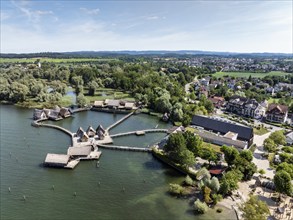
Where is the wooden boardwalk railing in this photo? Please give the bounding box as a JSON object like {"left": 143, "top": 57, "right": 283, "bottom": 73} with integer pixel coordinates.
{"left": 98, "top": 144, "right": 151, "bottom": 152}
{"left": 110, "top": 129, "right": 168, "bottom": 138}
{"left": 106, "top": 111, "right": 135, "bottom": 131}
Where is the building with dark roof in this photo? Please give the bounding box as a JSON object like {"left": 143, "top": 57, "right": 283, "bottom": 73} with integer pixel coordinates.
{"left": 226, "top": 96, "right": 265, "bottom": 119}
{"left": 191, "top": 115, "right": 254, "bottom": 146}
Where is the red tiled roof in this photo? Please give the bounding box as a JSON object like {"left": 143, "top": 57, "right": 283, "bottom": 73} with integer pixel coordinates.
{"left": 209, "top": 168, "right": 225, "bottom": 175}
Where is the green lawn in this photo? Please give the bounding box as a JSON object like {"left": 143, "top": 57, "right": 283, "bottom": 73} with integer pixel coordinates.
{"left": 213, "top": 71, "right": 290, "bottom": 78}
{"left": 0, "top": 57, "right": 116, "bottom": 64}
{"left": 267, "top": 97, "right": 280, "bottom": 104}
{"left": 202, "top": 142, "right": 222, "bottom": 153}
{"left": 84, "top": 88, "right": 135, "bottom": 103}
{"left": 253, "top": 127, "right": 269, "bottom": 135}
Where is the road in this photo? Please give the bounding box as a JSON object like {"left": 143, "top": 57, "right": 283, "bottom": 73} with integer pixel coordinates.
{"left": 184, "top": 77, "right": 198, "bottom": 103}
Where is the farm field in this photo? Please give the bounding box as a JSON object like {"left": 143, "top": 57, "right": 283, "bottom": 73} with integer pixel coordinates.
{"left": 0, "top": 57, "right": 115, "bottom": 63}
{"left": 213, "top": 71, "right": 290, "bottom": 78}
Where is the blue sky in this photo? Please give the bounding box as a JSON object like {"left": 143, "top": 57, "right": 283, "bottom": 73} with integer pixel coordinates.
{"left": 1, "top": 0, "right": 292, "bottom": 53}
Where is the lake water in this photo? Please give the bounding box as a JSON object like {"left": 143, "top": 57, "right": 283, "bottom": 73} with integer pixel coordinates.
{"left": 0, "top": 105, "right": 236, "bottom": 220}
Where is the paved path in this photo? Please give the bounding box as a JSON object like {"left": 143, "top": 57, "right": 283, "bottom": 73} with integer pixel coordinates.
{"left": 252, "top": 133, "right": 275, "bottom": 179}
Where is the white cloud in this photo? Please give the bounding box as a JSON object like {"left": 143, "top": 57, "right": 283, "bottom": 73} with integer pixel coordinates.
{"left": 35, "top": 10, "right": 53, "bottom": 15}
{"left": 11, "top": 0, "right": 55, "bottom": 24}
{"left": 80, "top": 7, "right": 100, "bottom": 15}
{"left": 146, "top": 15, "right": 159, "bottom": 20}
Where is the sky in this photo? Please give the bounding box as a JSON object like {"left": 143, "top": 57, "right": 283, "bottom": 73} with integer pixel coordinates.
{"left": 1, "top": 0, "right": 292, "bottom": 53}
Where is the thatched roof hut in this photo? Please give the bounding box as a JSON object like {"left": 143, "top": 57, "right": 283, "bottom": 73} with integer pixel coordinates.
{"left": 86, "top": 126, "right": 96, "bottom": 137}
{"left": 44, "top": 153, "right": 70, "bottom": 167}
{"left": 67, "top": 146, "right": 92, "bottom": 157}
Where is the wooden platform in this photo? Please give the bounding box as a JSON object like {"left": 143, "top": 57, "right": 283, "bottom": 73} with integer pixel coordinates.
{"left": 64, "top": 160, "right": 80, "bottom": 169}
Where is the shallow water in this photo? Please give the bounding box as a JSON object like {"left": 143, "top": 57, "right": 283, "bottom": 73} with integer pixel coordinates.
{"left": 0, "top": 105, "right": 236, "bottom": 220}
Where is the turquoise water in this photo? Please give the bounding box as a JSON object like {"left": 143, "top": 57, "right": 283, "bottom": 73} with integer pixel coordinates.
{"left": 0, "top": 105, "right": 236, "bottom": 220}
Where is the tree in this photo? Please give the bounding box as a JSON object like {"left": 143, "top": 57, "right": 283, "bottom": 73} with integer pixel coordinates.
{"left": 164, "top": 133, "right": 186, "bottom": 153}
{"left": 269, "top": 131, "right": 286, "bottom": 145}
{"left": 71, "top": 75, "right": 84, "bottom": 87}
{"left": 154, "top": 94, "right": 172, "bottom": 113}
{"left": 185, "top": 175, "right": 194, "bottom": 186}
{"left": 221, "top": 145, "right": 239, "bottom": 167}
{"left": 203, "top": 186, "right": 212, "bottom": 204}
{"left": 274, "top": 170, "right": 293, "bottom": 196}
{"left": 178, "top": 148, "right": 195, "bottom": 166}
{"left": 276, "top": 162, "right": 293, "bottom": 178}
{"left": 240, "top": 150, "right": 253, "bottom": 162}
{"left": 75, "top": 85, "right": 84, "bottom": 96}
{"left": 88, "top": 81, "right": 99, "bottom": 96}
{"left": 168, "top": 183, "right": 185, "bottom": 195}
{"left": 194, "top": 199, "right": 208, "bottom": 214}
{"left": 164, "top": 133, "right": 195, "bottom": 166}
{"left": 239, "top": 195, "right": 270, "bottom": 220}
{"left": 236, "top": 160, "right": 257, "bottom": 180}
{"left": 200, "top": 146, "right": 217, "bottom": 164}
{"left": 76, "top": 93, "right": 88, "bottom": 107}
{"left": 220, "top": 170, "right": 243, "bottom": 196}
{"left": 9, "top": 82, "right": 29, "bottom": 102}
{"left": 208, "top": 176, "right": 220, "bottom": 193}
{"left": 183, "top": 131, "right": 202, "bottom": 157}
{"left": 196, "top": 167, "right": 211, "bottom": 183}
{"left": 263, "top": 138, "right": 277, "bottom": 152}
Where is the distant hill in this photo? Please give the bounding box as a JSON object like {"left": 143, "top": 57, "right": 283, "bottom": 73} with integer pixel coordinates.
{"left": 1, "top": 50, "right": 292, "bottom": 58}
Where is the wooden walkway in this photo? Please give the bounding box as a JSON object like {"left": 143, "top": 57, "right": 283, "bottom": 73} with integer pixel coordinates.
{"left": 72, "top": 107, "right": 91, "bottom": 113}
{"left": 32, "top": 121, "right": 73, "bottom": 138}
{"left": 106, "top": 111, "right": 135, "bottom": 131}
{"left": 98, "top": 144, "right": 152, "bottom": 152}
{"left": 110, "top": 129, "right": 168, "bottom": 138}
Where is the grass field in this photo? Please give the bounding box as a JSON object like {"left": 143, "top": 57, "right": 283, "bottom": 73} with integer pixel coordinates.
{"left": 0, "top": 57, "right": 115, "bottom": 64}
{"left": 213, "top": 71, "right": 290, "bottom": 78}
{"left": 267, "top": 97, "right": 280, "bottom": 104}
{"left": 85, "top": 88, "right": 135, "bottom": 103}
{"left": 253, "top": 127, "right": 269, "bottom": 135}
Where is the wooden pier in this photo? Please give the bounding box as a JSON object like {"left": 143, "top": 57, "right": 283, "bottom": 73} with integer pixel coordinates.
{"left": 110, "top": 129, "right": 168, "bottom": 138}
{"left": 106, "top": 111, "right": 135, "bottom": 131}
{"left": 98, "top": 144, "right": 152, "bottom": 152}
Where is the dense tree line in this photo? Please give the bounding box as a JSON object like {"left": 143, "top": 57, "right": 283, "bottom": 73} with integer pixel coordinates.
{"left": 0, "top": 59, "right": 213, "bottom": 122}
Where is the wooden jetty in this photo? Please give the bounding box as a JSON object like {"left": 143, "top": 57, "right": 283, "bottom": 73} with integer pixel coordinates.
{"left": 98, "top": 144, "right": 151, "bottom": 152}
{"left": 110, "top": 129, "right": 168, "bottom": 138}
{"left": 106, "top": 111, "right": 135, "bottom": 131}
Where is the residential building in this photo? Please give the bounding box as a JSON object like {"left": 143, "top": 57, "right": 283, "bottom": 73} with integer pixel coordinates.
{"left": 266, "top": 104, "right": 288, "bottom": 123}
{"left": 226, "top": 96, "right": 266, "bottom": 119}
{"left": 208, "top": 96, "right": 225, "bottom": 108}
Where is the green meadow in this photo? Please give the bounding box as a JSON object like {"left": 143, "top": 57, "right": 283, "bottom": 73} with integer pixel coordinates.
{"left": 213, "top": 71, "right": 290, "bottom": 78}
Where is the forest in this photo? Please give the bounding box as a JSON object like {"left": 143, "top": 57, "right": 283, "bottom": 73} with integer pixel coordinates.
{"left": 0, "top": 57, "right": 214, "bottom": 125}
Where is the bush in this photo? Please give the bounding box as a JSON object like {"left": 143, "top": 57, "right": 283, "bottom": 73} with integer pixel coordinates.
{"left": 212, "top": 194, "right": 223, "bottom": 205}
{"left": 169, "top": 183, "right": 184, "bottom": 195}
{"left": 168, "top": 183, "right": 189, "bottom": 196}
{"left": 216, "top": 208, "right": 223, "bottom": 213}
{"left": 194, "top": 199, "right": 209, "bottom": 214}
{"left": 185, "top": 175, "right": 194, "bottom": 186}
{"left": 258, "top": 169, "right": 266, "bottom": 175}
